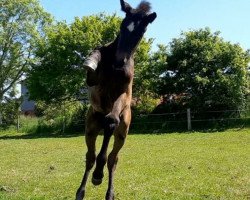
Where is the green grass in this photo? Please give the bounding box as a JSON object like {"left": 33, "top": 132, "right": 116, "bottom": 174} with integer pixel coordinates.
{"left": 0, "top": 129, "right": 249, "bottom": 200}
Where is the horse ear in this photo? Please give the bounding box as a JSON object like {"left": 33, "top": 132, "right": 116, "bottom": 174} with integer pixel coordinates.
{"left": 120, "top": 0, "right": 132, "bottom": 14}
{"left": 146, "top": 12, "right": 157, "bottom": 23}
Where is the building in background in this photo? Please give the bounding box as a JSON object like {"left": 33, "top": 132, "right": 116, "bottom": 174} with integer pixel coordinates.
{"left": 20, "top": 81, "right": 35, "bottom": 115}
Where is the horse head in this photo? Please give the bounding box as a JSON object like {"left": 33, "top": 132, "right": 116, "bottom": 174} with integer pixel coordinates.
{"left": 116, "top": 0, "right": 157, "bottom": 65}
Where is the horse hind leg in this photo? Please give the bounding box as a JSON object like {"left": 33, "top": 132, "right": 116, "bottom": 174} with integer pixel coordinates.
{"left": 106, "top": 108, "right": 131, "bottom": 200}
{"left": 76, "top": 108, "right": 102, "bottom": 200}
{"left": 105, "top": 135, "right": 125, "bottom": 200}
{"left": 92, "top": 113, "right": 120, "bottom": 186}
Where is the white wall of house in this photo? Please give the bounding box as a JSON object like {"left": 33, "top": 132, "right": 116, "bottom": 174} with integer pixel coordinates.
{"left": 20, "top": 81, "right": 35, "bottom": 113}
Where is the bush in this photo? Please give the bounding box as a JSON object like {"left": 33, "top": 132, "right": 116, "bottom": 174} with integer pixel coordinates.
{"left": 18, "top": 115, "right": 39, "bottom": 133}
{"left": 0, "top": 98, "right": 20, "bottom": 128}
{"left": 34, "top": 100, "right": 88, "bottom": 134}
{"left": 132, "top": 93, "right": 160, "bottom": 115}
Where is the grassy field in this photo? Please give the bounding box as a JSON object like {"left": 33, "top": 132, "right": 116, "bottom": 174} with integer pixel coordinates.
{"left": 0, "top": 129, "right": 249, "bottom": 200}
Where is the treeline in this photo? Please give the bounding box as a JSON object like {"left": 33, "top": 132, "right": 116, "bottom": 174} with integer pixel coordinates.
{"left": 0, "top": 0, "right": 249, "bottom": 131}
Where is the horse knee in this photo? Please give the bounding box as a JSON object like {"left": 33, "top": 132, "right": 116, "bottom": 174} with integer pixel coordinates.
{"left": 104, "top": 114, "right": 120, "bottom": 132}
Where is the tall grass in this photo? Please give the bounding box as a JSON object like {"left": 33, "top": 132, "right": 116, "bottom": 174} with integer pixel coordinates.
{"left": 18, "top": 116, "right": 39, "bottom": 134}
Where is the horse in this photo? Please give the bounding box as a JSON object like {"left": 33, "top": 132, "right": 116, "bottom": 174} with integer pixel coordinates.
{"left": 76, "top": 1, "right": 156, "bottom": 199}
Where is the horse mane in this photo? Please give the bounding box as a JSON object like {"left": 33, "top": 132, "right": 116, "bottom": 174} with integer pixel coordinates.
{"left": 136, "top": 1, "right": 151, "bottom": 14}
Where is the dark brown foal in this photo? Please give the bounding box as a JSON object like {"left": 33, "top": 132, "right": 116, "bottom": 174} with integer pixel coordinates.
{"left": 76, "top": 1, "right": 156, "bottom": 199}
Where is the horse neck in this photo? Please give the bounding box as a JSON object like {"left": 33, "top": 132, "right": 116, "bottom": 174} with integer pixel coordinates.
{"left": 113, "top": 34, "right": 137, "bottom": 64}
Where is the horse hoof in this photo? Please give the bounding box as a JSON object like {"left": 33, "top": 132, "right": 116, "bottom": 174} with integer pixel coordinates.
{"left": 92, "top": 177, "right": 103, "bottom": 186}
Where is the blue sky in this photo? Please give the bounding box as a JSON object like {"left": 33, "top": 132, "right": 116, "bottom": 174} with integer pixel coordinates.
{"left": 39, "top": 0, "right": 250, "bottom": 51}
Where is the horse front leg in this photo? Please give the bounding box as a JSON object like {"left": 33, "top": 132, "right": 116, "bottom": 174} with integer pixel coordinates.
{"left": 106, "top": 107, "right": 131, "bottom": 200}
{"left": 76, "top": 107, "right": 102, "bottom": 200}
{"left": 92, "top": 113, "right": 120, "bottom": 185}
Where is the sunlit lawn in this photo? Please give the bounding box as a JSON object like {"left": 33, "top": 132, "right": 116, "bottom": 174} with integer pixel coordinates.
{"left": 0, "top": 129, "right": 249, "bottom": 200}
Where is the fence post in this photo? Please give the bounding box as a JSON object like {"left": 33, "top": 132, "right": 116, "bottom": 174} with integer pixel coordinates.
{"left": 187, "top": 108, "right": 192, "bottom": 131}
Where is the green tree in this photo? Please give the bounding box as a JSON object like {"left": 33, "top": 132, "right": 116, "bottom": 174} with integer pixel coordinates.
{"left": 133, "top": 38, "right": 155, "bottom": 96}
{"left": 0, "top": 0, "right": 51, "bottom": 101}
{"left": 157, "top": 28, "right": 250, "bottom": 111}
{"left": 131, "top": 44, "right": 167, "bottom": 114}
{"left": 146, "top": 44, "right": 168, "bottom": 93}
{"left": 0, "top": 0, "right": 51, "bottom": 126}
{"left": 27, "top": 13, "right": 154, "bottom": 103}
